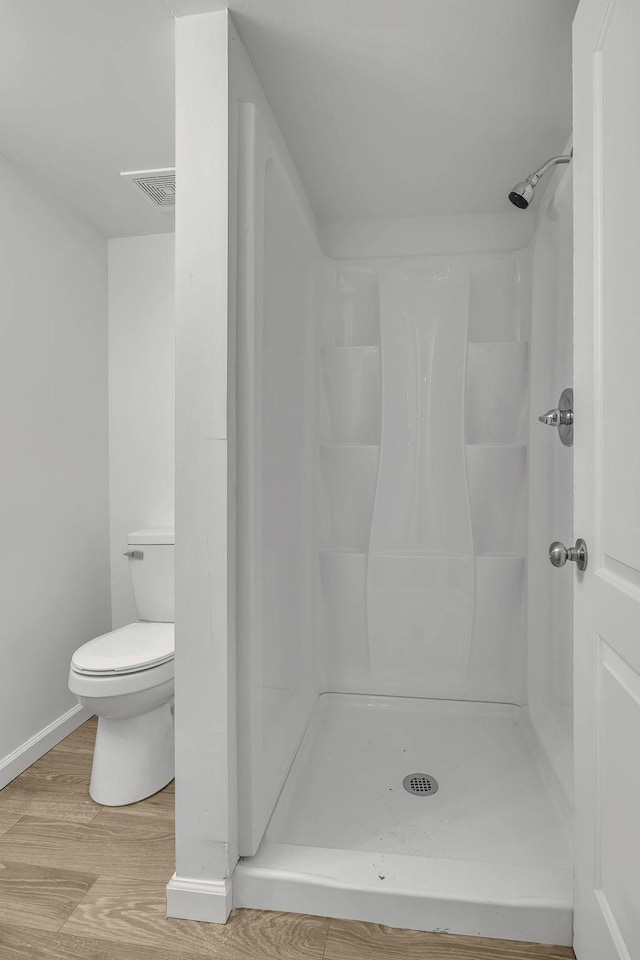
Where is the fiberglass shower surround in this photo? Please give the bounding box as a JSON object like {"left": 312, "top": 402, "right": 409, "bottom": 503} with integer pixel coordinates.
{"left": 318, "top": 255, "right": 528, "bottom": 703}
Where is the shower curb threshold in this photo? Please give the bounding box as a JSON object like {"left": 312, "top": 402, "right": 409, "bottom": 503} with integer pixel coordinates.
{"left": 233, "top": 842, "right": 572, "bottom": 946}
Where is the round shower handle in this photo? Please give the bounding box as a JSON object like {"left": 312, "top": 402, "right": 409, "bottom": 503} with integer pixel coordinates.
{"left": 549, "top": 538, "right": 588, "bottom": 572}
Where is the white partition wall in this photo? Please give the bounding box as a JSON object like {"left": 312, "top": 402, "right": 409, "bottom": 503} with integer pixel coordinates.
{"left": 169, "top": 10, "right": 236, "bottom": 922}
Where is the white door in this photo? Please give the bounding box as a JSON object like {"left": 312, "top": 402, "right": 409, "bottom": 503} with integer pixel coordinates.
{"left": 573, "top": 1, "right": 640, "bottom": 957}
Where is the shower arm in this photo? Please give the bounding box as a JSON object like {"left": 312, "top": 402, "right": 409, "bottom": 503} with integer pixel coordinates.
{"left": 525, "top": 151, "right": 573, "bottom": 186}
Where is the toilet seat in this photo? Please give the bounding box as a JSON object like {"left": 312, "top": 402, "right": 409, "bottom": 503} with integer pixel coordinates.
{"left": 71, "top": 622, "right": 174, "bottom": 676}
{"left": 68, "top": 655, "right": 173, "bottom": 700}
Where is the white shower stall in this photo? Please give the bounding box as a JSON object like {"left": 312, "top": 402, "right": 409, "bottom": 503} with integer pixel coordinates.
{"left": 170, "top": 5, "right": 575, "bottom": 947}
{"left": 232, "top": 120, "right": 574, "bottom": 943}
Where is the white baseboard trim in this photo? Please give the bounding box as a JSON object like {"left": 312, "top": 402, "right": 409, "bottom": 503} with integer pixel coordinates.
{"left": 0, "top": 703, "right": 92, "bottom": 789}
{"left": 166, "top": 874, "right": 233, "bottom": 923}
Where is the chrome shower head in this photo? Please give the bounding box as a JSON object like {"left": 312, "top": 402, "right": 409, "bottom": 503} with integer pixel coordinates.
{"left": 508, "top": 151, "right": 573, "bottom": 210}
{"left": 508, "top": 180, "right": 536, "bottom": 209}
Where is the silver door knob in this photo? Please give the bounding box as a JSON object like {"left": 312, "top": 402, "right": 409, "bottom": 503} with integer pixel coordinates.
{"left": 549, "top": 538, "right": 588, "bottom": 572}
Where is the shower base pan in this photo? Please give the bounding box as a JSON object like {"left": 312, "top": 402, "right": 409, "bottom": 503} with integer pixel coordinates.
{"left": 233, "top": 693, "right": 572, "bottom": 945}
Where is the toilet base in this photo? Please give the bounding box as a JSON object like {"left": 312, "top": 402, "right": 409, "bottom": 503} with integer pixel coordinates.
{"left": 90, "top": 702, "right": 175, "bottom": 806}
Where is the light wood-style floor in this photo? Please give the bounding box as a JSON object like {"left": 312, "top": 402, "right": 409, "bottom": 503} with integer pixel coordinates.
{"left": 0, "top": 718, "right": 576, "bottom": 959}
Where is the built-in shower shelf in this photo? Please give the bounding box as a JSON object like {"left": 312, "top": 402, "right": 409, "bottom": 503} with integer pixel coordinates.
{"left": 320, "top": 347, "right": 381, "bottom": 445}
{"left": 320, "top": 444, "right": 378, "bottom": 552}
{"left": 466, "top": 443, "right": 527, "bottom": 449}
{"left": 321, "top": 344, "right": 380, "bottom": 351}
{"left": 321, "top": 265, "right": 380, "bottom": 346}
{"left": 320, "top": 443, "right": 380, "bottom": 450}
{"left": 370, "top": 550, "right": 470, "bottom": 559}
{"left": 465, "top": 341, "right": 528, "bottom": 445}
{"left": 320, "top": 548, "right": 368, "bottom": 557}
{"left": 466, "top": 444, "right": 527, "bottom": 555}
{"left": 476, "top": 552, "right": 525, "bottom": 560}
{"left": 467, "top": 340, "right": 529, "bottom": 346}
{"left": 321, "top": 339, "right": 380, "bottom": 350}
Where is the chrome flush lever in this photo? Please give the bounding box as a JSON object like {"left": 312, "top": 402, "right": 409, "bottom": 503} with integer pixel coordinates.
{"left": 538, "top": 387, "right": 574, "bottom": 446}
{"left": 123, "top": 550, "right": 144, "bottom": 560}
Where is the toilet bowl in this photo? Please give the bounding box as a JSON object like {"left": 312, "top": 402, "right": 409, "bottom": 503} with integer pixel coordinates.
{"left": 68, "top": 528, "right": 175, "bottom": 806}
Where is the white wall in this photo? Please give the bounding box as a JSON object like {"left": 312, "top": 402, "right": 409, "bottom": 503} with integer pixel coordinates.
{"left": 0, "top": 157, "right": 110, "bottom": 781}
{"left": 108, "top": 234, "right": 175, "bottom": 628}
{"left": 169, "top": 10, "right": 236, "bottom": 923}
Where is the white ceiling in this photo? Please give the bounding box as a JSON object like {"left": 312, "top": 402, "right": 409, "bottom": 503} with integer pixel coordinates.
{"left": 221, "top": 0, "right": 578, "bottom": 223}
{"left": 0, "top": 0, "right": 577, "bottom": 237}
{"left": 0, "top": 0, "right": 175, "bottom": 238}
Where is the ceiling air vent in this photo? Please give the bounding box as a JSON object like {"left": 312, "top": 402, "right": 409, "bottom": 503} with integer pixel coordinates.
{"left": 120, "top": 167, "right": 175, "bottom": 212}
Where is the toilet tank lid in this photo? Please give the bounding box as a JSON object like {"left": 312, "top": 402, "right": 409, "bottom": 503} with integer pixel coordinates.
{"left": 128, "top": 527, "right": 174, "bottom": 545}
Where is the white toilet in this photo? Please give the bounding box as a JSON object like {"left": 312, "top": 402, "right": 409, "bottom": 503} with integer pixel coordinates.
{"left": 69, "top": 528, "right": 175, "bottom": 806}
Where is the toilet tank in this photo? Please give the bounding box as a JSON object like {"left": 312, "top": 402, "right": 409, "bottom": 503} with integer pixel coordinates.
{"left": 127, "top": 528, "right": 174, "bottom": 623}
